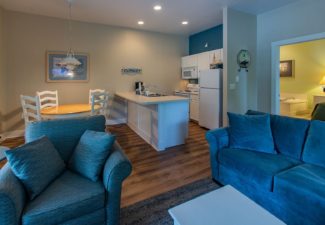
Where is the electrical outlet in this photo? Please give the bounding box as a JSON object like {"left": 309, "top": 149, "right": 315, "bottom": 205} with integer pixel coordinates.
{"left": 229, "top": 83, "right": 236, "bottom": 90}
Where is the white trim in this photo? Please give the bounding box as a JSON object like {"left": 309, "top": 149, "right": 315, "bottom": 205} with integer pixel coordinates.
{"left": 222, "top": 7, "right": 228, "bottom": 126}
{"left": 106, "top": 118, "right": 127, "bottom": 125}
{"left": 271, "top": 32, "right": 325, "bottom": 114}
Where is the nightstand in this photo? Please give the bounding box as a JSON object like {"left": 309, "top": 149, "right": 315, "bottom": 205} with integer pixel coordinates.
{"left": 313, "top": 95, "right": 325, "bottom": 107}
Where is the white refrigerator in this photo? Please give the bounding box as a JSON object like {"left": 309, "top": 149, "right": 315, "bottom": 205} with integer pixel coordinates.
{"left": 199, "top": 69, "right": 223, "bottom": 129}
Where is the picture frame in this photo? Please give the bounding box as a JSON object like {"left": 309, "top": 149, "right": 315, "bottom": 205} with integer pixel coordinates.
{"left": 280, "top": 60, "right": 295, "bottom": 78}
{"left": 46, "top": 51, "right": 90, "bottom": 82}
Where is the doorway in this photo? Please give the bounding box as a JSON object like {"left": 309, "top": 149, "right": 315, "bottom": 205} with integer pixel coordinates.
{"left": 271, "top": 32, "right": 325, "bottom": 117}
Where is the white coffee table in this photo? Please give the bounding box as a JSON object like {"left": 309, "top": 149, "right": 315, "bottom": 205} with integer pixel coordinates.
{"left": 168, "top": 185, "right": 285, "bottom": 225}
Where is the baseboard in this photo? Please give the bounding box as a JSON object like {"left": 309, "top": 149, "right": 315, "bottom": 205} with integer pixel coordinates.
{"left": 0, "top": 129, "right": 25, "bottom": 142}
{"left": 106, "top": 118, "right": 127, "bottom": 125}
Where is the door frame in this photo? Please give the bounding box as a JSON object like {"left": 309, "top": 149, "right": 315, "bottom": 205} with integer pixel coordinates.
{"left": 271, "top": 32, "right": 325, "bottom": 114}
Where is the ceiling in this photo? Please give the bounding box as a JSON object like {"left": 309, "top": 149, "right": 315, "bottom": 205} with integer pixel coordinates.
{"left": 0, "top": 0, "right": 299, "bottom": 35}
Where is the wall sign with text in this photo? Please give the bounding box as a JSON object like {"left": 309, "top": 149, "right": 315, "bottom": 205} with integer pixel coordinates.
{"left": 121, "top": 68, "right": 142, "bottom": 75}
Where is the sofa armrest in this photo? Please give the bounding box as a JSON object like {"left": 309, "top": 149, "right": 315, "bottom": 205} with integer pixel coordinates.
{"left": 102, "top": 142, "right": 132, "bottom": 225}
{"left": 205, "top": 128, "right": 229, "bottom": 179}
{"left": 0, "top": 164, "right": 26, "bottom": 225}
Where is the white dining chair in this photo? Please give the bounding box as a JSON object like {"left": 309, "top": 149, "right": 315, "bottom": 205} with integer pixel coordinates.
{"left": 20, "top": 95, "right": 42, "bottom": 125}
{"left": 89, "top": 89, "right": 106, "bottom": 104}
{"left": 90, "top": 92, "right": 110, "bottom": 116}
{"left": 37, "top": 90, "right": 59, "bottom": 110}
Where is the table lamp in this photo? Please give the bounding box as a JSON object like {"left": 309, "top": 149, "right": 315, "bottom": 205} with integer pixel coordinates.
{"left": 320, "top": 76, "right": 325, "bottom": 92}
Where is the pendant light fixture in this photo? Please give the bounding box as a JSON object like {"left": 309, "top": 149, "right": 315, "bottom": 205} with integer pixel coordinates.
{"left": 57, "top": 0, "right": 81, "bottom": 76}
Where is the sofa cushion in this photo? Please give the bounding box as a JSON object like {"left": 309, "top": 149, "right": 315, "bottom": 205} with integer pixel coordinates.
{"left": 69, "top": 130, "right": 116, "bottom": 182}
{"left": 25, "top": 116, "right": 106, "bottom": 162}
{"left": 303, "top": 120, "right": 325, "bottom": 168}
{"left": 246, "top": 110, "right": 310, "bottom": 160}
{"left": 274, "top": 164, "right": 325, "bottom": 223}
{"left": 271, "top": 115, "right": 310, "bottom": 160}
{"left": 218, "top": 148, "right": 300, "bottom": 190}
{"left": 227, "top": 112, "right": 275, "bottom": 154}
{"left": 5, "top": 136, "right": 65, "bottom": 200}
{"left": 22, "top": 170, "right": 105, "bottom": 225}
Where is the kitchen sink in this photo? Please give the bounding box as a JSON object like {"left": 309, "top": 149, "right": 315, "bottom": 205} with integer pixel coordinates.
{"left": 143, "top": 93, "right": 167, "bottom": 97}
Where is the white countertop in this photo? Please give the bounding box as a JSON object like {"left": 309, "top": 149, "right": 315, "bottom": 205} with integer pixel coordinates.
{"left": 115, "top": 92, "right": 189, "bottom": 105}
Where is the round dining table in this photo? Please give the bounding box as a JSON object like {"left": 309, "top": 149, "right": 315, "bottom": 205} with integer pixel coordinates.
{"left": 41, "top": 104, "right": 99, "bottom": 119}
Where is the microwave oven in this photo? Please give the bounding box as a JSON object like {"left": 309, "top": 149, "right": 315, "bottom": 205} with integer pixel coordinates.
{"left": 182, "top": 67, "right": 198, "bottom": 79}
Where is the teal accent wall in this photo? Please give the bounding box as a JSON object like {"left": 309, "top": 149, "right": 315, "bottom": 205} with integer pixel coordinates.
{"left": 189, "top": 25, "right": 223, "bottom": 55}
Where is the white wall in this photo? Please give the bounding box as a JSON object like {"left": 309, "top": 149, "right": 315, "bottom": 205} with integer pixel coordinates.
{"left": 257, "top": 0, "right": 325, "bottom": 112}
{"left": 0, "top": 7, "right": 5, "bottom": 133}
{"left": 3, "top": 11, "right": 188, "bottom": 131}
{"left": 224, "top": 8, "right": 257, "bottom": 114}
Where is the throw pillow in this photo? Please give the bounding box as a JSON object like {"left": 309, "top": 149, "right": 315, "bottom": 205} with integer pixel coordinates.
{"left": 270, "top": 115, "right": 310, "bottom": 160}
{"left": 246, "top": 110, "right": 310, "bottom": 159}
{"left": 228, "top": 112, "right": 276, "bottom": 154}
{"left": 69, "top": 130, "right": 116, "bottom": 182}
{"left": 302, "top": 120, "right": 325, "bottom": 168}
{"left": 5, "top": 136, "right": 65, "bottom": 200}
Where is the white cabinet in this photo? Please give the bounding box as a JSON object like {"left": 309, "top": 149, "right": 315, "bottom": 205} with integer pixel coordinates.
{"left": 190, "top": 94, "right": 199, "bottom": 121}
{"left": 219, "top": 49, "right": 224, "bottom": 62}
{"left": 198, "top": 52, "right": 210, "bottom": 72}
{"left": 197, "top": 49, "right": 223, "bottom": 72}
{"left": 182, "top": 55, "right": 198, "bottom": 68}
{"left": 210, "top": 49, "right": 223, "bottom": 64}
{"left": 128, "top": 102, "right": 153, "bottom": 142}
{"left": 127, "top": 101, "right": 138, "bottom": 128}
{"left": 182, "top": 48, "right": 223, "bottom": 77}
{"left": 126, "top": 98, "right": 189, "bottom": 151}
{"left": 138, "top": 104, "right": 152, "bottom": 140}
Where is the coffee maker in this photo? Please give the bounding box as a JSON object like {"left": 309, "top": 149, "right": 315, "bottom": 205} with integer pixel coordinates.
{"left": 135, "top": 81, "right": 144, "bottom": 95}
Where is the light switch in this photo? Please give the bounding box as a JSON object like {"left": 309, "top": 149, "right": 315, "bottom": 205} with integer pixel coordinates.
{"left": 229, "top": 83, "right": 236, "bottom": 90}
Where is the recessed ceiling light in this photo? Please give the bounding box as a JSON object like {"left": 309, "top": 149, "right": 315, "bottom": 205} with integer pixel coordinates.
{"left": 138, "top": 21, "right": 144, "bottom": 25}
{"left": 182, "top": 21, "right": 189, "bottom": 25}
{"left": 153, "top": 5, "right": 162, "bottom": 11}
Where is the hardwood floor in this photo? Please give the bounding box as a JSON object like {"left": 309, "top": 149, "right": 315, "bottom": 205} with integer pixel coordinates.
{"left": 110, "top": 122, "right": 211, "bottom": 207}
{"left": 0, "top": 136, "right": 24, "bottom": 168}
{"left": 0, "top": 122, "right": 211, "bottom": 207}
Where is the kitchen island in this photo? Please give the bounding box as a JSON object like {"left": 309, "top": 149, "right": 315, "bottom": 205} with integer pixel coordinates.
{"left": 115, "top": 92, "right": 189, "bottom": 151}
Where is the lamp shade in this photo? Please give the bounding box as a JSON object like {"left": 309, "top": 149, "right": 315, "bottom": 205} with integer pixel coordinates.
{"left": 320, "top": 76, "right": 325, "bottom": 85}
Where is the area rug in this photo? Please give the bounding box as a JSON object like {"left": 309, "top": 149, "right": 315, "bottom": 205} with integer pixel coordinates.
{"left": 121, "top": 178, "right": 220, "bottom": 225}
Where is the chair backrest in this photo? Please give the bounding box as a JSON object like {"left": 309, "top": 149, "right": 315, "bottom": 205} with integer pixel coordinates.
{"left": 37, "top": 90, "right": 58, "bottom": 110}
{"left": 20, "top": 95, "right": 41, "bottom": 125}
{"left": 89, "top": 89, "right": 105, "bottom": 104}
{"left": 91, "top": 92, "right": 110, "bottom": 116}
{"left": 311, "top": 102, "right": 325, "bottom": 121}
{"left": 25, "top": 115, "right": 106, "bottom": 162}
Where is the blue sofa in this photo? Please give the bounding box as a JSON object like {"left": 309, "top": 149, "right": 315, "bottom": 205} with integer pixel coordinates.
{"left": 0, "top": 116, "right": 132, "bottom": 225}
{"left": 206, "top": 112, "right": 325, "bottom": 225}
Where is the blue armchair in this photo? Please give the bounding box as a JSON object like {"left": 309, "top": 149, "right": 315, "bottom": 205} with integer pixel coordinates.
{"left": 0, "top": 115, "right": 132, "bottom": 225}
